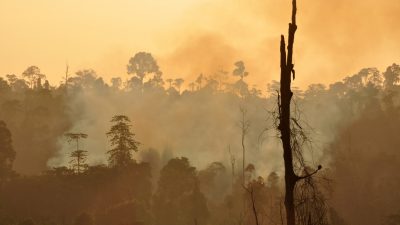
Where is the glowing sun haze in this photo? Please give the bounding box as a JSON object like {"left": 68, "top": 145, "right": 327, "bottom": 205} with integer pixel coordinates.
{"left": 1, "top": 0, "right": 399, "bottom": 89}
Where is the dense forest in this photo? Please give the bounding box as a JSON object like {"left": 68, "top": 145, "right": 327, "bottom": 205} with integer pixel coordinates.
{"left": 0, "top": 49, "right": 400, "bottom": 225}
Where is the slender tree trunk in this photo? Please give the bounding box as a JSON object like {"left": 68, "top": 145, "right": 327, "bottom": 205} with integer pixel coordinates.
{"left": 242, "top": 126, "right": 245, "bottom": 187}
{"left": 278, "top": 1, "right": 298, "bottom": 225}
{"left": 249, "top": 188, "right": 260, "bottom": 225}
{"left": 229, "top": 145, "right": 235, "bottom": 189}
{"left": 77, "top": 152, "right": 80, "bottom": 174}
{"left": 240, "top": 107, "right": 249, "bottom": 187}
{"left": 76, "top": 138, "right": 80, "bottom": 174}
{"left": 65, "top": 64, "right": 69, "bottom": 95}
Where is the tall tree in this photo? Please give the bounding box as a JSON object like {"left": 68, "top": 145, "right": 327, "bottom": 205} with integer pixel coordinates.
{"left": 22, "top": 66, "right": 45, "bottom": 89}
{"left": 383, "top": 63, "right": 400, "bottom": 89}
{"left": 0, "top": 121, "right": 15, "bottom": 185}
{"left": 64, "top": 63, "right": 70, "bottom": 94}
{"left": 232, "top": 61, "right": 249, "bottom": 80}
{"left": 127, "top": 52, "right": 160, "bottom": 83}
{"left": 166, "top": 78, "right": 174, "bottom": 89}
{"left": 153, "top": 157, "right": 209, "bottom": 225}
{"left": 228, "top": 145, "right": 236, "bottom": 189}
{"left": 195, "top": 74, "right": 204, "bottom": 90}
{"left": 233, "top": 61, "right": 249, "bottom": 97}
{"left": 173, "top": 78, "right": 184, "bottom": 93}
{"left": 188, "top": 82, "right": 196, "bottom": 92}
{"left": 110, "top": 77, "right": 122, "bottom": 90}
{"left": 239, "top": 106, "right": 250, "bottom": 186}
{"left": 277, "top": 1, "right": 321, "bottom": 225}
{"left": 65, "top": 132, "right": 88, "bottom": 174}
{"left": 106, "top": 115, "right": 140, "bottom": 167}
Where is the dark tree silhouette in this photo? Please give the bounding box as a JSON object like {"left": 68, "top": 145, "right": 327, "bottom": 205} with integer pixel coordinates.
{"left": 153, "top": 157, "right": 209, "bottom": 225}
{"left": 106, "top": 115, "right": 140, "bottom": 167}
{"left": 195, "top": 74, "right": 204, "bottom": 90}
{"left": 383, "top": 63, "right": 400, "bottom": 89}
{"left": 173, "top": 78, "right": 184, "bottom": 93}
{"left": 22, "top": 66, "right": 45, "bottom": 89}
{"left": 0, "top": 121, "right": 15, "bottom": 185}
{"left": 277, "top": 1, "right": 322, "bottom": 225}
{"left": 64, "top": 64, "right": 70, "bottom": 94}
{"left": 233, "top": 61, "right": 249, "bottom": 97}
{"left": 233, "top": 61, "right": 249, "bottom": 80}
{"left": 228, "top": 145, "right": 236, "bottom": 189}
{"left": 239, "top": 106, "right": 250, "bottom": 186}
{"left": 110, "top": 77, "right": 122, "bottom": 90}
{"left": 166, "top": 78, "right": 174, "bottom": 89}
{"left": 127, "top": 52, "right": 160, "bottom": 83}
{"left": 65, "top": 132, "right": 88, "bottom": 174}
{"left": 277, "top": 1, "right": 299, "bottom": 224}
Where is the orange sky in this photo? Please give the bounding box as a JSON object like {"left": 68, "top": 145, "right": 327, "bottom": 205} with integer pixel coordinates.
{"left": 1, "top": 0, "right": 399, "bottom": 89}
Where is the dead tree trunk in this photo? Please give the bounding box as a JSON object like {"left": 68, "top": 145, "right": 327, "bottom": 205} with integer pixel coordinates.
{"left": 277, "top": 2, "right": 324, "bottom": 225}
{"left": 278, "top": 1, "right": 298, "bottom": 225}
{"left": 239, "top": 106, "right": 249, "bottom": 187}
{"left": 65, "top": 63, "right": 69, "bottom": 95}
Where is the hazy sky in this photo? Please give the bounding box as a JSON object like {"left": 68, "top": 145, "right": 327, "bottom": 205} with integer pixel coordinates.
{"left": 1, "top": 0, "right": 399, "bottom": 89}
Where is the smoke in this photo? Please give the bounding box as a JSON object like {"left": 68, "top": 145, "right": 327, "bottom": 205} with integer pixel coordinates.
{"left": 155, "top": 0, "right": 400, "bottom": 88}
{"left": 3, "top": 0, "right": 400, "bottom": 223}
{"left": 2, "top": 0, "right": 399, "bottom": 89}
{"left": 48, "top": 86, "right": 285, "bottom": 177}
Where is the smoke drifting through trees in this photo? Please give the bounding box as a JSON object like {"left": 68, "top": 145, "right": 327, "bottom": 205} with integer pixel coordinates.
{"left": 1, "top": 52, "right": 400, "bottom": 224}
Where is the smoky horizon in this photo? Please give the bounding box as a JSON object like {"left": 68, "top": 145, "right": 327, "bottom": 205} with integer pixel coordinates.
{"left": 0, "top": 1, "right": 399, "bottom": 225}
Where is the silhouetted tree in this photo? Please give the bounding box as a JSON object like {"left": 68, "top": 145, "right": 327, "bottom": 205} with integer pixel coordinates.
{"left": 6, "top": 74, "right": 18, "bottom": 85}
{"left": 233, "top": 61, "right": 249, "bottom": 80}
{"left": 68, "top": 69, "right": 101, "bottom": 89}
{"left": 166, "top": 78, "right": 174, "bottom": 89}
{"left": 195, "top": 74, "right": 204, "bottom": 90}
{"left": 22, "top": 66, "right": 45, "bottom": 89}
{"left": 277, "top": 1, "right": 321, "bottom": 225}
{"left": 127, "top": 52, "right": 160, "bottom": 83}
{"left": 106, "top": 115, "right": 140, "bottom": 167}
{"left": 153, "top": 157, "right": 209, "bottom": 225}
{"left": 65, "top": 133, "right": 88, "bottom": 174}
{"left": 277, "top": 1, "right": 299, "bottom": 224}
{"left": 111, "top": 77, "right": 122, "bottom": 90}
{"left": 383, "top": 63, "right": 400, "bottom": 89}
{"left": 173, "top": 78, "right": 184, "bottom": 93}
{"left": 0, "top": 121, "right": 15, "bottom": 185}
{"left": 228, "top": 146, "right": 236, "bottom": 189}
{"left": 239, "top": 106, "right": 250, "bottom": 186}
{"left": 64, "top": 64, "right": 70, "bottom": 94}
{"left": 189, "top": 82, "right": 196, "bottom": 92}
{"left": 233, "top": 61, "right": 249, "bottom": 97}
{"left": 198, "top": 161, "right": 228, "bottom": 203}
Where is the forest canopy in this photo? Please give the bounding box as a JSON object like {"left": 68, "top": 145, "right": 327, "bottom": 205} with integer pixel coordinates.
{"left": 0, "top": 51, "right": 400, "bottom": 225}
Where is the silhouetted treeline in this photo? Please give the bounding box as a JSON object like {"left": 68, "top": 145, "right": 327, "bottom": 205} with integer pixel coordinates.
{"left": 1, "top": 55, "right": 400, "bottom": 225}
